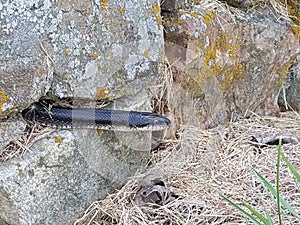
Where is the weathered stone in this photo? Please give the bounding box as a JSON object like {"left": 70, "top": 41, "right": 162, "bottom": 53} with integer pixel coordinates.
{"left": 0, "top": 128, "right": 151, "bottom": 225}
{"left": 0, "top": 0, "right": 163, "bottom": 117}
{"left": 0, "top": 0, "right": 164, "bottom": 224}
{"left": 219, "top": 0, "right": 260, "bottom": 8}
{"left": 0, "top": 120, "right": 26, "bottom": 151}
{"left": 162, "top": 0, "right": 188, "bottom": 12}
{"left": 278, "top": 57, "right": 300, "bottom": 111}
{"left": 163, "top": 2, "right": 300, "bottom": 129}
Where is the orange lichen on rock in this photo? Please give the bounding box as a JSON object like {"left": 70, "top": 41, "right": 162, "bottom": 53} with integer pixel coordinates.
{"left": 88, "top": 51, "right": 99, "bottom": 60}
{"left": 119, "top": 7, "right": 126, "bottom": 14}
{"left": 183, "top": 27, "right": 244, "bottom": 93}
{"left": 151, "top": 3, "right": 162, "bottom": 29}
{"left": 97, "top": 87, "right": 111, "bottom": 99}
{"left": 280, "top": 0, "right": 300, "bottom": 38}
{"left": 0, "top": 90, "right": 9, "bottom": 113}
{"left": 277, "top": 55, "right": 296, "bottom": 85}
{"left": 291, "top": 25, "right": 300, "bottom": 39}
{"left": 100, "top": 0, "right": 110, "bottom": 9}
{"left": 188, "top": 11, "right": 199, "bottom": 18}
{"left": 143, "top": 49, "right": 149, "bottom": 57}
{"left": 54, "top": 136, "right": 63, "bottom": 143}
{"left": 63, "top": 49, "right": 69, "bottom": 55}
{"left": 38, "top": 68, "right": 45, "bottom": 75}
{"left": 203, "top": 11, "right": 215, "bottom": 27}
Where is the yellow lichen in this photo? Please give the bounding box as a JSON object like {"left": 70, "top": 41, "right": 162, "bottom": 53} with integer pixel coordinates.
{"left": 54, "top": 136, "right": 63, "bottom": 143}
{"left": 203, "top": 11, "right": 215, "bottom": 27}
{"left": 143, "top": 49, "right": 149, "bottom": 57}
{"left": 101, "top": 0, "right": 110, "bottom": 8}
{"left": 63, "top": 49, "right": 69, "bottom": 55}
{"left": 277, "top": 56, "right": 296, "bottom": 85}
{"left": 291, "top": 25, "right": 300, "bottom": 39}
{"left": 221, "top": 63, "right": 244, "bottom": 90}
{"left": 151, "top": 3, "right": 162, "bottom": 29}
{"left": 153, "top": 4, "right": 160, "bottom": 12}
{"left": 97, "top": 87, "right": 111, "bottom": 99}
{"left": 0, "top": 90, "right": 9, "bottom": 113}
{"left": 38, "top": 68, "right": 44, "bottom": 75}
{"left": 178, "top": 9, "right": 185, "bottom": 14}
{"left": 184, "top": 29, "right": 243, "bottom": 94}
{"left": 88, "top": 51, "right": 99, "bottom": 60}
{"left": 0, "top": 29, "right": 4, "bottom": 35}
{"left": 188, "top": 11, "right": 199, "bottom": 18}
{"left": 119, "top": 7, "right": 126, "bottom": 13}
{"left": 279, "top": 0, "right": 300, "bottom": 39}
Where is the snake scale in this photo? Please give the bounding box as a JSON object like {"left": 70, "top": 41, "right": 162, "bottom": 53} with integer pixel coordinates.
{"left": 22, "top": 102, "right": 171, "bottom": 131}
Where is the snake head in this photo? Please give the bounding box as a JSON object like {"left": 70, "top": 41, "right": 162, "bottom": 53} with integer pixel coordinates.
{"left": 131, "top": 112, "right": 171, "bottom": 130}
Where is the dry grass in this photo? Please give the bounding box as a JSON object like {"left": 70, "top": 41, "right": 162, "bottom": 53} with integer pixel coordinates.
{"left": 74, "top": 111, "right": 300, "bottom": 225}
{"left": 73, "top": 2, "right": 300, "bottom": 222}
{"left": 0, "top": 124, "right": 55, "bottom": 161}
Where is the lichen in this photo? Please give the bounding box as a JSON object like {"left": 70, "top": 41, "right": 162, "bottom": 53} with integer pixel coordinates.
{"left": 277, "top": 55, "right": 296, "bottom": 85}
{"left": 291, "top": 25, "right": 300, "bottom": 39}
{"left": 63, "top": 49, "right": 70, "bottom": 55}
{"left": 281, "top": 0, "right": 300, "bottom": 39}
{"left": 88, "top": 51, "right": 99, "bottom": 60}
{"left": 119, "top": 7, "right": 126, "bottom": 14}
{"left": 0, "top": 90, "right": 9, "bottom": 113}
{"left": 151, "top": 3, "right": 162, "bottom": 29}
{"left": 188, "top": 11, "right": 199, "bottom": 18}
{"left": 143, "top": 49, "right": 149, "bottom": 57}
{"left": 100, "top": 0, "right": 110, "bottom": 9}
{"left": 182, "top": 26, "right": 244, "bottom": 94}
{"left": 203, "top": 11, "right": 215, "bottom": 27}
{"left": 38, "top": 68, "right": 44, "bottom": 75}
{"left": 97, "top": 87, "right": 111, "bottom": 99}
{"left": 54, "top": 136, "right": 63, "bottom": 143}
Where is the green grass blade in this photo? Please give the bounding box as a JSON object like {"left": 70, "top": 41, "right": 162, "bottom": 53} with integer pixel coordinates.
{"left": 261, "top": 200, "right": 274, "bottom": 225}
{"left": 199, "top": 177, "right": 263, "bottom": 225}
{"left": 281, "top": 152, "right": 300, "bottom": 184}
{"left": 243, "top": 201, "right": 271, "bottom": 225}
{"left": 253, "top": 169, "right": 300, "bottom": 219}
{"left": 276, "top": 139, "right": 282, "bottom": 225}
{"left": 221, "top": 194, "right": 263, "bottom": 225}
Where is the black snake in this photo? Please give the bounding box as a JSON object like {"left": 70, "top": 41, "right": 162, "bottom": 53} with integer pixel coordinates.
{"left": 22, "top": 102, "right": 171, "bottom": 131}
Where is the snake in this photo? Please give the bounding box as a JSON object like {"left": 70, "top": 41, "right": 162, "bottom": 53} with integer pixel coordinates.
{"left": 21, "top": 102, "right": 171, "bottom": 131}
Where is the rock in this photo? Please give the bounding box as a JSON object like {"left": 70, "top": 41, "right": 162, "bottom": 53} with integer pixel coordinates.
{"left": 0, "top": 120, "right": 26, "bottom": 151}
{"left": 163, "top": 2, "right": 300, "bottom": 129}
{"left": 0, "top": 130, "right": 110, "bottom": 225}
{"left": 162, "top": 0, "right": 189, "bottom": 12}
{"left": 0, "top": 0, "right": 163, "bottom": 117}
{"left": 0, "top": 129, "right": 150, "bottom": 225}
{"left": 0, "top": 0, "right": 164, "bottom": 224}
{"left": 278, "top": 57, "right": 300, "bottom": 111}
{"left": 219, "top": 0, "right": 259, "bottom": 8}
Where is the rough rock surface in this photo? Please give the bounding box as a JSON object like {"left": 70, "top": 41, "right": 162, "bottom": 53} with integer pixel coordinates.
{"left": 163, "top": 2, "right": 300, "bottom": 130}
{"left": 219, "top": 0, "right": 260, "bottom": 8}
{"left": 0, "top": 130, "right": 114, "bottom": 225}
{"left": 0, "top": 0, "right": 163, "bottom": 224}
{"left": 278, "top": 57, "right": 300, "bottom": 111}
{"left": 0, "top": 0, "right": 163, "bottom": 118}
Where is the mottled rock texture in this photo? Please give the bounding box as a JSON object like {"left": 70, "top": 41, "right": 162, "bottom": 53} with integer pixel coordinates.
{"left": 0, "top": 130, "right": 114, "bottom": 225}
{"left": 163, "top": 2, "right": 300, "bottom": 129}
{"left": 0, "top": 0, "right": 163, "bottom": 224}
{"left": 0, "top": 0, "right": 163, "bottom": 118}
{"left": 219, "top": 0, "right": 261, "bottom": 8}
{"left": 278, "top": 57, "right": 300, "bottom": 111}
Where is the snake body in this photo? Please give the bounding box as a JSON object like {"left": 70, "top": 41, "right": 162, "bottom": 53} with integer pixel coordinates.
{"left": 22, "top": 102, "right": 171, "bottom": 131}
